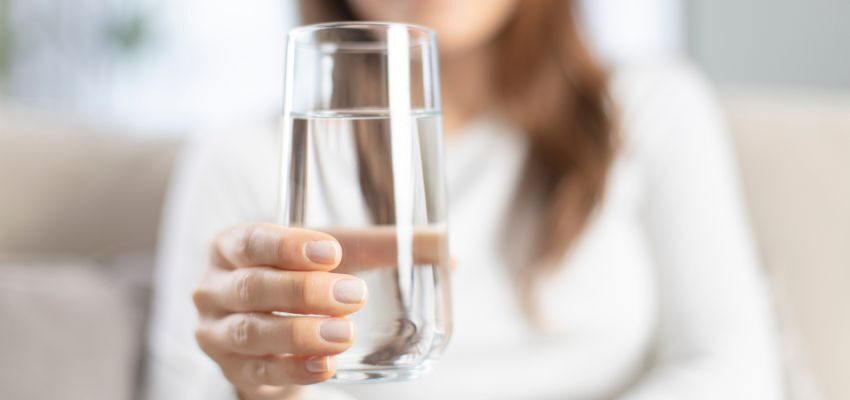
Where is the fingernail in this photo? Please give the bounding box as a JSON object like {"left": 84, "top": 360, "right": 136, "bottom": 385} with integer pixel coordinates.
{"left": 305, "top": 240, "right": 340, "bottom": 264}
{"left": 333, "top": 278, "right": 367, "bottom": 304}
{"left": 320, "top": 319, "right": 353, "bottom": 343}
{"left": 305, "top": 356, "right": 333, "bottom": 373}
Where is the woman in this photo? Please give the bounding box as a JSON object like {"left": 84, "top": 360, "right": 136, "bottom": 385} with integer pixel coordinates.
{"left": 146, "top": 1, "right": 783, "bottom": 399}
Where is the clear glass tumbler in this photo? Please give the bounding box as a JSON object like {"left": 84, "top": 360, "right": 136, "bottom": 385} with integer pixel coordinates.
{"left": 277, "top": 22, "right": 451, "bottom": 382}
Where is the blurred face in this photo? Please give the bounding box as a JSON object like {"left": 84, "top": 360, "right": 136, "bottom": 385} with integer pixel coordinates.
{"left": 346, "top": 0, "right": 519, "bottom": 55}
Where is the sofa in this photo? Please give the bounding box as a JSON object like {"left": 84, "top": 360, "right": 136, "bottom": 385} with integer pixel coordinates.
{"left": 0, "top": 90, "right": 848, "bottom": 400}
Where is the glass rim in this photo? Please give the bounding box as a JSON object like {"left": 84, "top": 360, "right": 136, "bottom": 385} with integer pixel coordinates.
{"left": 288, "top": 21, "right": 437, "bottom": 49}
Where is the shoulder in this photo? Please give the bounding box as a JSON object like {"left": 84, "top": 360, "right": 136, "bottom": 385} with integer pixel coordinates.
{"left": 609, "top": 58, "right": 719, "bottom": 119}
{"left": 607, "top": 58, "right": 727, "bottom": 161}
{"left": 169, "top": 121, "right": 279, "bottom": 219}
{"left": 175, "top": 120, "right": 279, "bottom": 192}
{"left": 181, "top": 121, "right": 277, "bottom": 171}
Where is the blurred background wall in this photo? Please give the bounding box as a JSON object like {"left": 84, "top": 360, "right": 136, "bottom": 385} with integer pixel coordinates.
{"left": 688, "top": 0, "right": 850, "bottom": 88}
{"left": 2, "top": 0, "right": 848, "bottom": 131}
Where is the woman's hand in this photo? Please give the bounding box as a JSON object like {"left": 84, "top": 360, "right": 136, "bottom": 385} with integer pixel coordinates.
{"left": 192, "top": 223, "right": 368, "bottom": 400}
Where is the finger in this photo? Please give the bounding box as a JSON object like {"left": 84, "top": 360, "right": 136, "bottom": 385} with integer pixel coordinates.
{"left": 213, "top": 223, "right": 341, "bottom": 271}
{"left": 236, "top": 385, "right": 300, "bottom": 400}
{"left": 195, "top": 267, "right": 368, "bottom": 315}
{"left": 197, "top": 313, "right": 354, "bottom": 357}
{"left": 221, "top": 354, "right": 335, "bottom": 388}
{"left": 320, "top": 226, "right": 449, "bottom": 273}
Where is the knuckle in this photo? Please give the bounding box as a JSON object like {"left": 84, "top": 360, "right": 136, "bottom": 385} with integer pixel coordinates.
{"left": 239, "top": 225, "right": 260, "bottom": 263}
{"left": 286, "top": 273, "right": 310, "bottom": 308}
{"left": 222, "top": 369, "right": 247, "bottom": 389}
{"left": 194, "top": 325, "right": 211, "bottom": 351}
{"left": 210, "top": 232, "right": 227, "bottom": 262}
{"left": 213, "top": 226, "right": 249, "bottom": 266}
{"left": 191, "top": 286, "right": 207, "bottom": 310}
{"left": 229, "top": 314, "right": 257, "bottom": 349}
{"left": 219, "top": 363, "right": 239, "bottom": 384}
{"left": 287, "top": 318, "right": 311, "bottom": 351}
{"left": 233, "top": 270, "right": 261, "bottom": 308}
{"left": 274, "top": 229, "right": 294, "bottom": 263}
{"left": 248, "top": 358, "right": 271, "bottom": 385}
{"left": 192, "top": 271, "right": 218, "bottom": 312}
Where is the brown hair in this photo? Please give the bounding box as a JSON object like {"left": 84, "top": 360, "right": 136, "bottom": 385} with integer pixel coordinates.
{"left": 298, "top": 0, "right": 617, "bottom": 316}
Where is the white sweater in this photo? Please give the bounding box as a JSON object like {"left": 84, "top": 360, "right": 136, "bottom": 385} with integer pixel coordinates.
{"left": 145, "top": 61, "right": 783, "bottom": 400}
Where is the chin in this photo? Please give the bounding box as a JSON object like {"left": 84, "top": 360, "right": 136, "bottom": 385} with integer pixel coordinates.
{"left": 346, "top": 0, "right": 515, "bottom": 55}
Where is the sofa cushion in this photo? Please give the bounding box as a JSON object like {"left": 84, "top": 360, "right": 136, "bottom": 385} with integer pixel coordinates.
{"left": 0, "top": 258, "right": 141, "bottom": 400}
{"left": 724, "top": 89, "right": 850, "bottom": 400}
{"left": 0, "top": 104, "right": 181, "bottom": 258}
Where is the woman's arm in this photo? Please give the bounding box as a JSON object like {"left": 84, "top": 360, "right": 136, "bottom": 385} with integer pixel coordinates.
{"left": 143, "top": 132, "right": 359, "bottom": 400}
{"left": 615, "top": 64, "right": 784, "bottom": 399}
{"left": 144, "top": 133, "right": 256, "bottom": 400}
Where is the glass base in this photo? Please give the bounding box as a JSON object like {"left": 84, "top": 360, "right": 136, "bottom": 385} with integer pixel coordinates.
{"left": 330, "top": 364, "right": 431, "bottom": 383}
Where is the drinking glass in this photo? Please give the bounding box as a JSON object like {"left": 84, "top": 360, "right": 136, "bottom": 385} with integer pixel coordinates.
{"left": 277, "top": 22, "right": 451, "bottom": 382}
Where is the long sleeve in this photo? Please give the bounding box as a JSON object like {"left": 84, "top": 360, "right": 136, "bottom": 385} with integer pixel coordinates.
{"left": 614, "top": 63, "right": 784, "bottom": 399}
{"left": 143, "top": 129, "right": 356, "bottom": 400}
{"left": 143, "top": 131, "right": 270, "bottom": 400}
